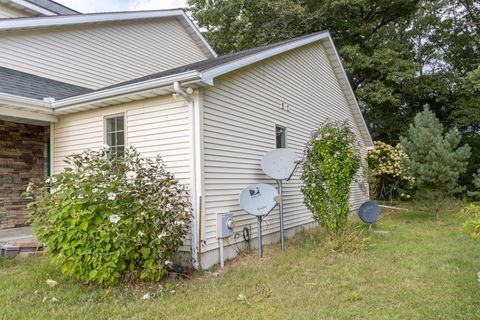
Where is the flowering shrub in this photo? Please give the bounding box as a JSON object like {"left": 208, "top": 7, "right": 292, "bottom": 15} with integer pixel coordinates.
{"left": 301, "top": 120, "right": 361, "bottom": 238}
{"left": 459, "top": 204, "right": 480, "bottom": 240}
{"left": 25, "top": 147, "right": 191, "bottom": 285}
{"left": 367, "top": 141, "right": 414, "bottom": 200}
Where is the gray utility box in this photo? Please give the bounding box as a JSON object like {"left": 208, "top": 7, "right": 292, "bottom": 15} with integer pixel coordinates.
{"left": 217, "top": 212, "right": 234, "bottom": 238}
{"left": 1, "top": 245, "right": 20, "bottom": 257}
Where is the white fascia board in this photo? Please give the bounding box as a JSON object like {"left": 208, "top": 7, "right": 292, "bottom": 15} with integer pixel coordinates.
{"left": 52, "top": 71, "right": 202, "bottom": 111}
{"left": 8, "top": 0, "right": 57, "bottom": 16}
{"left": 0, "top": 105, "right": 57, "bottom": 122}
{"left": 0, "top": 9, "right": 185, "bottom": 30}
{"left": 323, "top": 35, "right": 374, "bottom": 148}
{"left": 0, "top": 92, "right": 51, "bottom": 110}
{"left": 201, "top": 31, "right": 330, "bottom": 79}
{"left": 180, "top": 11, "right": 217, "bottom": 58}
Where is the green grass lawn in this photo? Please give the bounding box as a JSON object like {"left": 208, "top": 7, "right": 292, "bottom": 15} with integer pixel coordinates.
{"left": 1, "top": 202, "right": 479, "bottom": 320}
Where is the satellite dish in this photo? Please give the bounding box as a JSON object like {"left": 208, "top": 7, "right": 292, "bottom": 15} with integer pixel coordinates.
{"left": 261, "top": 148, "right": 299, "bottom": 180}
{"left": 358, "top": 201, "right": 380, "bottom": 224}
{"left": 239, "top": 183, "right": 278, "bottom": 217}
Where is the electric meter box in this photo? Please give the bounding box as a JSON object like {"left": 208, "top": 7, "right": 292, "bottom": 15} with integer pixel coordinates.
{"left": 217, "top": 212, "right": 234, "bottom": 238}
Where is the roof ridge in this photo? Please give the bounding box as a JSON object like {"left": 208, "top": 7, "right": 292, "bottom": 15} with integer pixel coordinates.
{"left": 0, "top": 8, "right": 184, "bottom": 21}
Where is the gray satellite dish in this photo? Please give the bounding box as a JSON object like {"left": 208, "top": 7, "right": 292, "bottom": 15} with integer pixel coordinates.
{"left": 261, "top": 148, "right": 299, "bottom": 180}
{"left": 261, "top": 148, "right": 300, "bottom": 251}
{"left": 358, "top": 201, "right": 380, "bottom": 226}
{"left": 239, "top": 183, "right": 279, "bottom": 260}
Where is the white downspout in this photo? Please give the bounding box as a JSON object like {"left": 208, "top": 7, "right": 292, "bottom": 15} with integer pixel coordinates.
{"left": 181, "top": 82, "right": 200, "bottom": 270}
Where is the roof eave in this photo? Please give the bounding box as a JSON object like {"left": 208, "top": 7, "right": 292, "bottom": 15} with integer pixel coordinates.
{"left": 52, "top": 71, "right": 203, "bottom": 113}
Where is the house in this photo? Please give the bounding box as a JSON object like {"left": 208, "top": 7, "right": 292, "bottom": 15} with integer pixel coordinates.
{"left": 0, "top": 1, "right": 373, "bottom": 269}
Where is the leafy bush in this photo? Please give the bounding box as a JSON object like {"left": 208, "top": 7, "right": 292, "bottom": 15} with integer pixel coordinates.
{"left": 400, "top": 106, "right": 471, "bottom": 194}
{"left": 301, "top": 120, "right": 361, "bottom": 238}
{"left": 25, "top": 147, "right": 191, "bottom": 285}
{"left": 459, "top": 204, "right": 480, "bottom": 240}
{"left": 367, "top": 141, "right": 414, "bottom": 200}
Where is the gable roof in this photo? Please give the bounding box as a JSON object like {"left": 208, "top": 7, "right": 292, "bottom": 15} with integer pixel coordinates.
{"left": 2, "top": 0, "right": 78, "bottom": 16}
{"left": 101, "top": 32, "right": 332, "bottom": 90}
{"left": 0, "top": 9, "right": 217, "bottom": 58}
{"left": 0, "top": 31, "right": 373, "bottom": 147}
{"left": 0, "top": 66, "right": 92, "bottom": 100}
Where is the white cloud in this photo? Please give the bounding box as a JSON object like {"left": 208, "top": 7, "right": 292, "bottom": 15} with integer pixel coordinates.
{"left": 56, "top": 0, "right": 187, "bottom": 13}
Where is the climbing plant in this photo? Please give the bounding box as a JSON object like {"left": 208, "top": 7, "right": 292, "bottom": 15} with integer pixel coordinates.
{"left": 25, "top": 147, "right": 191, "bottom": 285}
{"left": 301, "top": 120, "right": 361, "bottom": 238}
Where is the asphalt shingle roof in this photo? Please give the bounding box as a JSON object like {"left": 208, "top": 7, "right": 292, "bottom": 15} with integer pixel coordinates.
{"left": 99, "top": 31, "right": 328, "bottom": 91}
{"left": 26, "top": 0, "right": 79, "bottom": 15}
{"left": 0, "top": 66, "right": 92, "bottom": 100}
{"left": 0, "top": 31, "right": 327, "bottom": 100}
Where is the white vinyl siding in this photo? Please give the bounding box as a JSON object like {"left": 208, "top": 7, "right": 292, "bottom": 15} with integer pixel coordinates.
{"left": 0, "top": 18, "right": 209, "bottom": 89}
{"left": 52, "top": 95, "right": 193, "bottom": 249}
{"left": 52, "top": 95, "right": 191, "bottom": 182}
{"left": 201, "top": 41, "right": 369, "bottom": 256}
{"left": 0, "top": 3, "right": 30, "bottom": 18}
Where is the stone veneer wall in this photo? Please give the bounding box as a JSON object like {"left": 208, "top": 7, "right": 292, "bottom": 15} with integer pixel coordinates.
{"left": 0, "top": 120, "right": 48, "bottom": 229}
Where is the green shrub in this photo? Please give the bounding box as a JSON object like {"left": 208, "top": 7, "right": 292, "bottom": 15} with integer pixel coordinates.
{"left": 459, "top": 204, "right": 480, "bottom": 240}
{"left": 301, "top": 120, "right": 361, "bottom": 238}
{"left": 367, "top": 140, "right": 414, "bottom": 201}
{"left": 25, "top": 147, "right": 191, "bottom": 285}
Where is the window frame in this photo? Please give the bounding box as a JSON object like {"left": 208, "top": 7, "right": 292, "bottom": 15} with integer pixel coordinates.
{"left": 103, "top": 113, "right": 126, "bottom": 158}
{"left": 275, "top": 124, "right": 287, "bottom": 149}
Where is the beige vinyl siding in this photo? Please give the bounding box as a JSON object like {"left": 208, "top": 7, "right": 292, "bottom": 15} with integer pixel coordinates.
{"left": 0, "top": 18, "right": 208, "bottom": 89}
{"left": 52, "top": 95, "right": 191, "bottom": 182}
{"left": 0, "top": 3, "right": 30, "bottom": 18}
{"left": 201, "top": 41, "right": 369, "bottom": 255}
{"left": 52, "top": 95, "right": 192, "bottom": 249}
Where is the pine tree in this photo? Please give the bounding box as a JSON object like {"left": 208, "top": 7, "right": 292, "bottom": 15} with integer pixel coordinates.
{"left": 400, "top": 106, "right": 471, "bottom": 194}
{"left": 467, "top": 169, "right": 480, "bottom": 199}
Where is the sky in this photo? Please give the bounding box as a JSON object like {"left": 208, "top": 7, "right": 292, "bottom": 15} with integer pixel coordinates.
{"left": 55, "top": 0, "right": 187, "bottom": 13}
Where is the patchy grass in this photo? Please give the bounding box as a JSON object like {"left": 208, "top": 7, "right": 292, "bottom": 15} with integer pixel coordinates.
{"left": 1, "top": 201, "right": 479, "bottom": 319}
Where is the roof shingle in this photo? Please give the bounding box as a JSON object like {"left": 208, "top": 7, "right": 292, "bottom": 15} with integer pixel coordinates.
{"left": 0, "top": 66, "right": 92, "bottom": 100}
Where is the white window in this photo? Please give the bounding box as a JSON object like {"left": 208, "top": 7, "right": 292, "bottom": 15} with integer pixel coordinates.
{"left": 105, "top": 114, "right": 125, "bottom": 158}
{"left": 276, "top": 125, "right": 287, "bottom": 148}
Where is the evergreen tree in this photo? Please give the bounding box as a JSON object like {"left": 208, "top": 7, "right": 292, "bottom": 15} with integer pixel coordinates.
{"left": 400, "top": 106, "right": 471, "bottom": 193}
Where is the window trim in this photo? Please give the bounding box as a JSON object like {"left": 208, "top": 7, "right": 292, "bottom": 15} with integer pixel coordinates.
{"left": 275, "top": 124, "right": 287, "bottom": 149}
{"left": 103, "top": 112, "right": 126, "bottom": 157}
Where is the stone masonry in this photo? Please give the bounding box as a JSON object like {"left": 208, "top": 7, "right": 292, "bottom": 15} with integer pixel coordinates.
{"left": 0, "top": 120, "right": 48, "bottom": 229}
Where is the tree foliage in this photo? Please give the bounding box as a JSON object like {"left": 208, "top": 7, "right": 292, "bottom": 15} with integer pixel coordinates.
{"left": 187, "top": 0, "right": 480, "bottom": 190}
{"left": 400, "top": 107, "right": 471, "bottom": 194}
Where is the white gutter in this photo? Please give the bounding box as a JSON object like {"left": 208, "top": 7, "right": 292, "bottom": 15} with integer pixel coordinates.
{"left": 0, "top": 105, "right": 57, "bottom": 122}
{"left": 0, "top": 92, "right": 52, "bottom": 110}
{"left": 52, "top": 71, "right": 201, "bottom": 112}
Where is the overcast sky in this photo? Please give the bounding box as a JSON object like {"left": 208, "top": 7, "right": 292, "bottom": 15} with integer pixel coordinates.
{"left": 56, "top": 0, "right": 187, "bottom": 13}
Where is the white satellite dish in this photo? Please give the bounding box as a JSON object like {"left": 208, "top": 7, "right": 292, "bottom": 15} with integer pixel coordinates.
{"left": 239, "top": 183, "right": 278, "bottom": 217}
{"left": 239, "top": 183, "right": 279, "bottom": 260}
{"left": 261, "top": 148, "right": 299, "bottom": 180}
